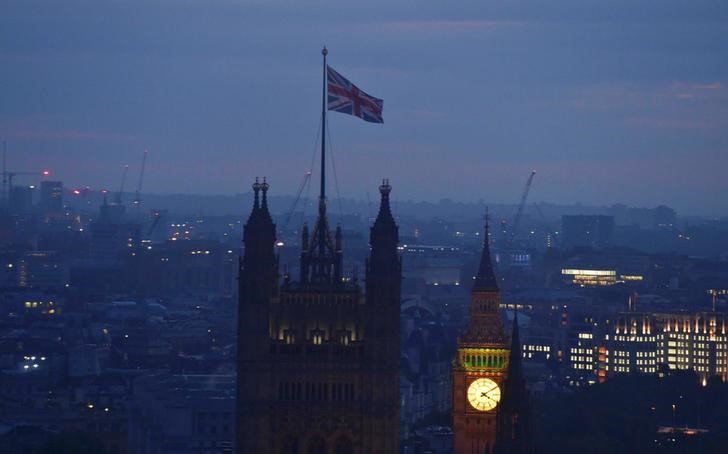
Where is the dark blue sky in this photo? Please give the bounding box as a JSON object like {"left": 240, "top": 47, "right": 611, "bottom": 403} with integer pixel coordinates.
{"left": 2, "top": 0, "right": 727, "bottom": 215}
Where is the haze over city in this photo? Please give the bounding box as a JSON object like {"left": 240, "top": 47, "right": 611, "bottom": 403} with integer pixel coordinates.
{"left": 2, "top": 0, "right": 727, "bottom": 215}
{"left": 4, "top": 2, "right": 728, "bottom": 453}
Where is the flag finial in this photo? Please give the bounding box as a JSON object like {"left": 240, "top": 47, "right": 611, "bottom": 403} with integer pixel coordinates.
{"left": 322, "top": 46, "right": 328, "bottom": 56}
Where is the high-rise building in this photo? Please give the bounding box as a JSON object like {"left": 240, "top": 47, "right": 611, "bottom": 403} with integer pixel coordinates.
{"left": 565, "top": 311, "right": 728, "bottom": 384}
{"left": 236, "top": 177, "right": 401, "bottom": 453}
{"left": 452, "top": 217, "right": 509, "bottom": 453}
{"left": 39, "top": 181, "right": 63, "bottom": 213}
{"left": 9, "top": 185, "right": 33, "bottom": 215}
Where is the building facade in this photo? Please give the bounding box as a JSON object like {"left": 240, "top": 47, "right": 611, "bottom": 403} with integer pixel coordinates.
{"left": 236, "top": 178, "right": 400, "bottom": 453}
{"left": 564, "top": 311, "right": 728, "bottom": 384}
{"left": 452, "top": 219, "right": 509, "bottom": 454}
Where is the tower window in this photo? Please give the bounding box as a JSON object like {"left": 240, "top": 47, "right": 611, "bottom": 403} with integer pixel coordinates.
{"left": 339, "top": 330, "right": 352, "bottom": 345}
{"left": 284, "top": 329, "right": 296, "bottom": 344}
{"left": 310, "top": 329, "right": 325, "bottom": 345}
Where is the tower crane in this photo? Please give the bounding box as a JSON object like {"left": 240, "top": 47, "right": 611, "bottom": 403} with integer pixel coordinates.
{"left": 509, "top": 170, "right": 536, "bottom": 245}
{"left": 132, "top": 150, "right": 148, "bottom": 220}
{"left": 2, "top": 142, "right": 49, "bottom": 209}
{"left": 113, "top": 165, "right": 129, "bottom": 206}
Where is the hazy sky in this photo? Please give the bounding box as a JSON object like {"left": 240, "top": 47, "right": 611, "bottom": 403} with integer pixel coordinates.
{"left": 2, "top": 0, "right": 727, "bottom": 215}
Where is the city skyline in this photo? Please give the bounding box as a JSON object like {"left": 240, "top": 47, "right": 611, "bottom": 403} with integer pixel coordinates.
{"left": 2, "top": 0, "right": 727, "bottom": 215}
{"left": 3, "top": 2, "right": 728, "bottom": 453}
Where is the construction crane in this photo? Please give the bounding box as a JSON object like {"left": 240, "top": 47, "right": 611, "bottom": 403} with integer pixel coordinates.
{"left": 2, "top": 142, "right": 49, "bottom": 209}
{"left": 113, "top": 165, "right": 129, "bottom": 206}
{"left": 132, "top": 150, "right": 148, "bottom": 220}
{"left": 509, "top": 170, "right": 536, "bottom": 245}
{"left": 148, "top": 209, "right": 162, "bottom": 238}
{"left": 283, "top": 170, "right": 312, "bottom": 230}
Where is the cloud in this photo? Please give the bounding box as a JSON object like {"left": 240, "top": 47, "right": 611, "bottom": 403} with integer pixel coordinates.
{"left": 0, "top": 127, "right": 134, "bottom": 142}
{"left": 626, "top": 116, "right": 718, "bottom": 130}
{"left": 658, "top": 81, "right": 727, "bottom": 100}
{"left": 380, "top": 20, "right": 525, "bottom": 33}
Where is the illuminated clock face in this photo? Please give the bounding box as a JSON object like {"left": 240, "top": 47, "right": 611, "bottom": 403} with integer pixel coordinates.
{"left": 467, "top": 378, "right": 501, "bottom": 412}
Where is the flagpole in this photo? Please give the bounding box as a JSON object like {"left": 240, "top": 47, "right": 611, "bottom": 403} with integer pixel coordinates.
{"left": 319, "top": 46, "right": 328, "bottom": 258}
{"left": 320, "top": 46, "right": 327, "bottom": 205}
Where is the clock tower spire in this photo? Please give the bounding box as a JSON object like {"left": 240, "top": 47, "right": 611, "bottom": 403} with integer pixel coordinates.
{"left": 452, "top": 211, "right": 509, "bottom": 454}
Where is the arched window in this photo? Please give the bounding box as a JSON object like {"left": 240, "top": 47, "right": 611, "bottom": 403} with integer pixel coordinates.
{"left": 306, "top": 435, "right": 326, "bottom": 454}
{"left": 310, "top": 328, "right": 325, "bottom": 345}
{"left": 339, "top": 329, "right": 351, "bottom": 345}
{"left": 333, "top": 435, "right": 353, "bottom": 454}
{"left": 284, "top": 329, "right": 296, "bottom": 344}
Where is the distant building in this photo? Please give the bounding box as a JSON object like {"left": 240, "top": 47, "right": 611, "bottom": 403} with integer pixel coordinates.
{"left": 17, "top": 251, "right": 68, "bottom": 289}
{"left": 39, "top": 181, "right": 63, "bottom": 213}
{"left": 561, "top": 215, "right": 614, "bottom": 249}
{"left": 653, "top": 205, "right": 677, "bottom": 230}
{"left": 9, "top": 185, "right": 33, "bottom": 215}
{"left": 566, "top": 311, "right": 728, "bottom": 384}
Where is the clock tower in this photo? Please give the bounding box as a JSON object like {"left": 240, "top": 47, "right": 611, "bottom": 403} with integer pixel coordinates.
{"left": 452, "top": 214, "right": 509, "bottom": 454}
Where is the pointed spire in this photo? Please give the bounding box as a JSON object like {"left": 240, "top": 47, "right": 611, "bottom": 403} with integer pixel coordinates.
{"left": 372, "top": 178, "right": 396, "bottom": 232}
{"left": 246, "top": 177, "right": 274, "bottom": 229}
{"left": 245, "top": 178, "right": 261, "bottom": 226}
{"left": 259, "top": 177, "right": 273, "bottom": 225}
{"left": 252, "top": 177, "right": 261, "bottom": 210}
{"left": 473, "top": 208, "right": 498, "bottom": 291}
{"left": 495, "top": 308, "right": 531, "bottom": 454}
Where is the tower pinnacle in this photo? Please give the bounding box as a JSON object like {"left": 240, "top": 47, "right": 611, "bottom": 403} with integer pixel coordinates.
{"left": 474, "top": 208, "right": 498, "bottom": 291}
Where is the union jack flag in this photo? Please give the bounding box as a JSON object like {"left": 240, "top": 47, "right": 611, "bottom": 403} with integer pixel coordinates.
{"left": 327, "top": 66, "right": 383, "bottom": 123}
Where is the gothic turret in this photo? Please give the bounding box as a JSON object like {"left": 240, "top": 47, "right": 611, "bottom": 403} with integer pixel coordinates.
{"left": 364, "top": 178, "right": 401, "bottom": 451}
{"left": 369, "top": 179, "right": 398, "bottom": 263}
{"left": 495, "top": 311, "right": 533, "bottom": 454}
{"left": 241, "top": 178, "right": 277, "bottom": 293}
{"left": 237, "top": 177, "right": 278, "bottom": 452}
{"left": 238, "top": 177, "right": 277, "bottom": 361}
{"left": 366, "top": 179, "right": 400, "bottom": 310}
{"left": 300, "top": 175, "right": 338, "bottom": 286}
